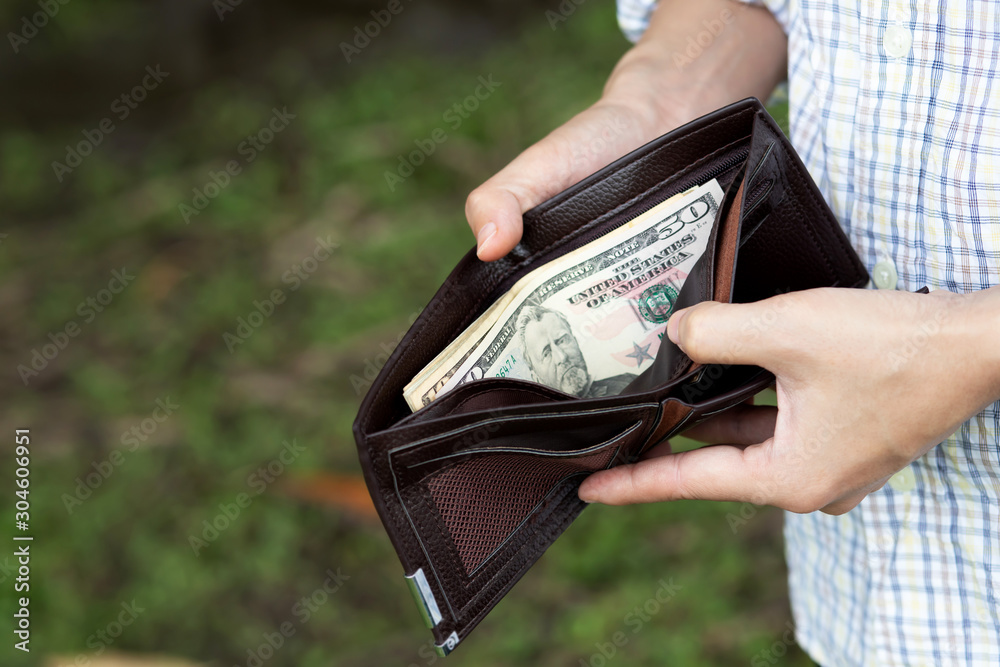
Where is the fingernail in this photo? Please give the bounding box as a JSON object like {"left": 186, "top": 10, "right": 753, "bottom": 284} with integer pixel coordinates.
{"left": 476, "top": 223, "right": 497, "bottom": 257}
{"left": 667, "top": 308, "right": 688, "bottom": 344}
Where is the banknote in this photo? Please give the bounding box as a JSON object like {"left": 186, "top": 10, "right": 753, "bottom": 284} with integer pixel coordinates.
{"left": 401, "top": 185, "right": 704, "bottom": 409}
{"left": 403, "top": 179, "right": 722, "bottom": 409}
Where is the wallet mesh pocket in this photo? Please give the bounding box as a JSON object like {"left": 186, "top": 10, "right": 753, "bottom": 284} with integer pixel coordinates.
{"left": 426, "top": 445, "right": 621, "bottom": 574}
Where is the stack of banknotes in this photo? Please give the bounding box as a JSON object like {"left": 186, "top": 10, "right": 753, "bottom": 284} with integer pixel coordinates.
{"left": 402, "top": 178, "right": 723, "bottom": 412}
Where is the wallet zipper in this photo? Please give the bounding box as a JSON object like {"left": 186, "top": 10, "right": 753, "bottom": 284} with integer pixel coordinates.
{"left": 611, "top": 145, "right": 750, "bottom": 232}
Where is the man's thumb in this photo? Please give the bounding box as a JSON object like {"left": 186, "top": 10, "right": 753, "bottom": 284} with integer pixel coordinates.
{"left": 666, "top": 300, "right": 779, "bottom": 367}
{"left": 466, "top": 187, "right": 524, "bottom": 261}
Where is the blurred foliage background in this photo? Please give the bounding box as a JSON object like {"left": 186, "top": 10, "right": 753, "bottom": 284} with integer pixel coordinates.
{"left": 0, "top": 0, "right": 803, "bottom": 665}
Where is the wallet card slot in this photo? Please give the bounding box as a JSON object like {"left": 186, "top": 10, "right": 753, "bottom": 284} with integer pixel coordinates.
{"left": 741, "top": 177, "right": 774, "bottom": 224}
{"left": 388, "top": 407, "right": 652, "bottom": 468}
{"left": 393, "top": 375, "right": 654, "bottom": 431}
{"left": 389, "top": 417, "right": 645, "bottom": 585}
{"left": 414, "top": 419, "right": 643, "bottom": 470}
{"left": 397, "top": 378, "right": 574, "bottom": 426}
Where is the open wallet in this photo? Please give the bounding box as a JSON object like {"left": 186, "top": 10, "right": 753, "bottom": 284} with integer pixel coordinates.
{"left": 353, "top": 97, "right": 869, "bottom": 655}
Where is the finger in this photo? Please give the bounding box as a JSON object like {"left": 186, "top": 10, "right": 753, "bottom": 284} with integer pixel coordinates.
{"left": 467, "top": 104, "right": 650, "bottom": 261}
{"left": 578, "top": 442, "right": 769, "bottom": 506}
{"left": 666, "top": 299, "right": 799, "bottom": 368}
{"left": 466, "top": 188, "right": 524, "bottom": 261}
{"left": 639, "top": 438, "right": 673, "bottom": 460}
{"left": 682, "top": 404, "right": 778, "bottom": 445}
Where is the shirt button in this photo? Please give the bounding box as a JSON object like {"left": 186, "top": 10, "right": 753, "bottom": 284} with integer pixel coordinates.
{"left": 872, "top": 260, "right": 898, "bottom": 289}
{"left": 883, "top": 25, "right": 912, "bottom": 58}
{"left": 888, "top": 467, "right": 916, "bottom": 492}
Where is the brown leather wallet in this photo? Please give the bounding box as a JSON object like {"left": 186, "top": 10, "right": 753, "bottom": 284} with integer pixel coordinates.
{"left": 353, "top": 98, "right": 868, "bottom": 655}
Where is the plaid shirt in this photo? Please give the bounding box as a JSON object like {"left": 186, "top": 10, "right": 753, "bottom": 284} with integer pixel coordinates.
{"left": 617, "top": 1, "right": 1000, "bottom": 665}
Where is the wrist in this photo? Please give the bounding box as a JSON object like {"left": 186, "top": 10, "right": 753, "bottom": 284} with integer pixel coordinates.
{"left": 602, "top": 1, "right": 787, "bottom": 135}
{"left": 943, "top": 287, "right": 1000, "bottom": 404}
{"left": 599, "top": 51, "right": 695, "bottom": 138}
{"left": 969, "top": 287, "right": 1000, "bottom": 392}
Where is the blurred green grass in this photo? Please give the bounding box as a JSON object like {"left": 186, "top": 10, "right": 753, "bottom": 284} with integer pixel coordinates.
{"left": 1, "top": 1, "right": 802, "bottom": 666}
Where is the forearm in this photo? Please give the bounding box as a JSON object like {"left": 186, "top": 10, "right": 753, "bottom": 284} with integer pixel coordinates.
{"left": 602, "top": 0, "right": 788, "bottom": 132}
{"left": 961, "top": 286, "right": 1000, "bottom": 407}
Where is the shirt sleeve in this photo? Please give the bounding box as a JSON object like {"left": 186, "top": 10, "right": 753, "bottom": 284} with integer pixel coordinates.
{"left": 616, "top": 0, "right": 659, "bottom": 43}
{"left": 616, "top": 0, "right": 789, "bottom": 43}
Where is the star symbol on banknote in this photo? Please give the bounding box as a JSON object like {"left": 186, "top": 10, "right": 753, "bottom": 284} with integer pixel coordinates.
{"left": 625, "top": 341, "right": 654, "bottom": 366}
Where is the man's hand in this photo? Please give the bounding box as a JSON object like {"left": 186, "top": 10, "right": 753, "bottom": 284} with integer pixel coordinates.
{"left": 467, "top": 0, "right": 788, "bottom": 261}
{"left": 577, "top": 287, "right": 1000, "bottom": 514}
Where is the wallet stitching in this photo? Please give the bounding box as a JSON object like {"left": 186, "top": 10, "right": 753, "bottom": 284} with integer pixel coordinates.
{"left": 390, "top": 443, "right": 617, "bottom": 621}
{"left": 789, "top": 182, "right": 838, "bottom": 281}
{"left": 789, "top": 155, "right": 860, "bottom": 277}
{"left": 462, "top": 445, "right": 624, "bottom": 577}
{"left": 738, "top": 212, "right": 770, "bottom": 248}
{"left": 444, "top": 479, "right": 582, "bottom": 637}
{"left": 388, "top": 451, "right": 460, "bottom": 620}
{"left": 460, "top": 420, "right": 643, "bottom": 615}
{"left": 747, "top": 141, "right": 776, "bottom": 184}
{"left": 739, "top": 184, "right": 774, "bottom": 239}
{"left": 447, "top": 385, "right": 570, "bottom": 414}
{"left": 386, "top": 405, "right": 657, "bottom": 457}
{"left": 756, "top": 117, "right": 862, "bottom": 285}
{"left": 663, "top": 408, "right": 695, "bottom": 439}
{"left": 464, "top": 472, "right": 589, "bottom": 626}
{"left": 413, "top": 419, "right": 643, "bottom": 470}
{"left": 373, "top": 396, "right": 663, "bottom": 455}
{"left": 389, "top": 415, "right": 647, "bottom": 620}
